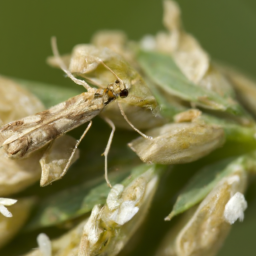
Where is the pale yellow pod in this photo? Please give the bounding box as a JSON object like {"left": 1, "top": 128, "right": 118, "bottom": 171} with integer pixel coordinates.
{"left": 128, "top": 123, "right": 225, "bottom": 164}
{"left": 156, "top": 165, "right": 247, "bottom": 256}
{"left": 0, "top": 76, "right": 44, "bottom": 125}
{"left": 40, "top": 135, "right": 80, "bottom": 187}
{"left": 78, "top": 167, "right": 159, "bottom": 256}
{"left": 24, "top": 218, "right": 89, "bottom": 256}
{"left": 0, "top": 197, "right": 34, "bottom": 249}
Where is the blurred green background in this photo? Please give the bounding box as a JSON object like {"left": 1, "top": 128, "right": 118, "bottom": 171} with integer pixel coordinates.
{"left": 1, "top": 0, "right": 256, "bottom": 255}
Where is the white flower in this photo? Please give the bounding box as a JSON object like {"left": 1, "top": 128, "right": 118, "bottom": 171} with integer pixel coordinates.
{"left": 0, "top": 198, "right": 17, "bottom": 217}
{"left": 224, "top": 192, "right": 247, "bottom": 224}
{"left": 37, "top": 233, "right": 52, "bottom": 256}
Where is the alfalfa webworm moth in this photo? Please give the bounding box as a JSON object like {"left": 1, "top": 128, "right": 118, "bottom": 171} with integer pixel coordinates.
{"left": 0, "top": 37, "right": 154, "bottom": 188}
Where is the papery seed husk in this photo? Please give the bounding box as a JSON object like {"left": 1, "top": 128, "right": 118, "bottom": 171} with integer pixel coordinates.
{"left": 24, "top": 218, "right": 88, "bottom": 256}
{"left": 0, "top": 76, "right": 44, "bottom": 124}
{"left": 78, "top": 167, "right": 160, "bottom": 256}
{"left": 40, "top": 135, "right": 80, "bottom": 187}
{"left": 101, "top": 102, "right": 165, "bottom": 130}
{"left": 174, "top": 109, "right": 201, "bottom": 123}
{"left": 0, "top": 147, "right": 43, "bottom": 196}
{"left": 128, "top": 123, "right": 225, "bottom": 165}
{"left": 0, "top": 197, "right": 34, "bottom": 249}
{"left": 160, "top": 0, "right": 209, "bottom": 83}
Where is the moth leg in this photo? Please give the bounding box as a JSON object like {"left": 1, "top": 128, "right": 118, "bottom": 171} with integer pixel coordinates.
{"left": 102, "top": 118, "right": 115, "bottom": 188}
{"left": 51, "top": 37, "right": 94, "bottom": 93}
{"left": 117, "top": 102, "right": 153, "bottom": 140}
{"left": 60, "top": 121, "right": 92, "bottom": 179}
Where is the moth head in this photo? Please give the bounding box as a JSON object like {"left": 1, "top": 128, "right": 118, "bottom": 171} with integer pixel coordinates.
{"left": 109, "top": 79, "right": 129, "bottom": 99}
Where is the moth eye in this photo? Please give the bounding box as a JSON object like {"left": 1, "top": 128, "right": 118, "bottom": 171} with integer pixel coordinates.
{"left": 120, "top": 89, "right": 129, "bottom": 98}
{"left": 115, "top": 80, "right": 120, "bottom": 84}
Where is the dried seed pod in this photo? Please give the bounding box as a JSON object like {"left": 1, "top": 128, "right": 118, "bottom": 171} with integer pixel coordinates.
{"left": 91, "top": 30, "right": 127, "bottom": 54}
{"left": 0, "top": 197, "right": 34, "bottom": 249}
{"left": 174, "top": 109, "right": 201, "bottom": 123}
{"left": 25, "top": 218, "right": 89, "bottom": 256}
{"left": 158, "top": 0, "right": 209, "bottom": 83}
{"left": 220, "top": 65, "right": 256, "bottom": 115}
{"left": 78, "top": 166, "right": 161, "bottom": 256}
{"left": 0, "top": 76, "right": 45, "bottom": 124}
{"left": 128, "top": 123, "right": 225, "bottom": 164}
{"left": 157, "top": 166, "right": 247, "bottom": 256}
{"left": 0, "top": 148, "right": 42, "bottom": 196}
{"left": 101, "top": 102, "right": 165, "bottom": 130}
{"left": 40, "top": 135, "right": 80, "bottom": 187}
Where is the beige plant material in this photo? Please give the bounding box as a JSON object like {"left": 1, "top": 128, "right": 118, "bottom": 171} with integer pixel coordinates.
{"left": 0, "top": 198, "right": 17, "bottom": 218}
{"left": 78, "top": 167, "right": 159, "bottom": 256}
{"left": 37, "top": 233, "right": 52, "bottom": 256}
{"left": 156, "top": 167, "right": 247, "bottom": 256}
{"left": 101, "top": 102, "right": 165, "bottom": 130}
{"left": 91, "top": 30, "right": 127, "bottom": 54}
{"left": 40, "top": 135, "right": 80, "bottom": 187}
{"left": 0, "top": 148, "right": 43, "bottom": 196}
{"left": 156, "top": 0, "right": 209, "bottom": 84}
{"left": 128, "top": 123, "right": 225, "bottom": 164}
{"left": 174, "top": 109, "right": 202, "bottom": 123}
{"left": 198, "top": 65, "right": 235, "bottom": 97}
{"left": 0, "top": 76, "right": 44, "bottom": 125}
{"left": 220, "top": 65, "right": 256, "bottom": 115}
{"left": 69, "top": 44, "right": 115, "bottom": 75}
{"left": 0, "top": 76, "right": 45, "bottom": 196}
{"left": 25, "top": 219, "right": 88, "bottom": 256}
{"left": 0, "top": 197, "right": 34, "bottom": 249}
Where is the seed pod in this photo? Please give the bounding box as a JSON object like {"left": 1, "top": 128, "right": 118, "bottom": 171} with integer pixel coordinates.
{"left": 220, "top": 65, "right": 256, "bottom": 116}
{"left": 156, "top": 166, "right": 247, "bottom": 256}
{"left": 101, "top": 102, "right": 165, "bottom": 130}
{"left": 0, "top": 197, "right": 34, "bottom": 249}
{"left": 78, "top": 165, "right": 161, "bottom": 256}
{"left": 128, "top": 123, "right": 225, "bottom": 164}
{"left": 0, "top": 76, "right": 44, "bottom": 124}
{"left": 39, "top": 135, "right": 80, "bottom": 187}
{"left": 24, "top": 218, "right": 89, "bottom": 256}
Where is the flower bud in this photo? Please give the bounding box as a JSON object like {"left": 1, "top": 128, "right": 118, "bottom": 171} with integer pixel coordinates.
{"left": 129, "top": 123, "right": 225, "bottom": 164}
{"left": 157, "top": 165, "right": 247, "bottom": 256}
{"left": 78, "top": 165, "right": 161, "bottom": 256}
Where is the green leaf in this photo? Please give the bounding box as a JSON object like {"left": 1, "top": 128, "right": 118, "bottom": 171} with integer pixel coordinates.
{"left": 166, "top": 152, "right": 256, "bottom": 220}
{"left": 24, "top": 164, "right": 163, "bottom": 231}
{"left": 138, "top": 50, "right": 246, "bottom": 116}
{"left": 24, "top": 170, "right": 129, "bottom": 231}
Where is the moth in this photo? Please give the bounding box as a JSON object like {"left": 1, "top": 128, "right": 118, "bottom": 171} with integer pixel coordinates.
{"left": 0, "top": 37, "right": 153, "bottom": 188}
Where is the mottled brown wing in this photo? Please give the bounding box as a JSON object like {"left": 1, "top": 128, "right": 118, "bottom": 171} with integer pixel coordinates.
{"left": 0, "top": 92, "right": 104, "bottom": 158}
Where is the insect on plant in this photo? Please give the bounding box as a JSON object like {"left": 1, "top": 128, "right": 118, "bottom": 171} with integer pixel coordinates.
{"left": 0, "top": 37, "right": 153, "bottom": 188}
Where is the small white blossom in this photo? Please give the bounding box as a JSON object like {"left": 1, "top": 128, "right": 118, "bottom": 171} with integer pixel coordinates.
{"left": 224, "top": 192, "right": 247, "bottom": 224}
{"left": 140, "top": 35, "right": 156, "bottom": 50}
{"left": 0, "top": 198, "right": 17, "bottom": 217}
{"left": 37, "top": 233, "right": 52, "bottom": 256}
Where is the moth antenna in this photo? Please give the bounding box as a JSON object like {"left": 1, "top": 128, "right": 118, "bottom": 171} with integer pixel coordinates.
{"left": 96, "top": 58, "right": 123, "bottom": 85}
{"left": 117, "top": 102, "right": 153, "bottom": 140}
{"left": 102, "top": 118, "right": 116, "bottom": 188}
{"left": 60, "top": 121, "right": 92, "bottom": 179}
{"left": 80, "top": 75, "right": 105, "bottom": 88}
{"left": 51, "top": 37, "right": 93, "bottom": 92}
